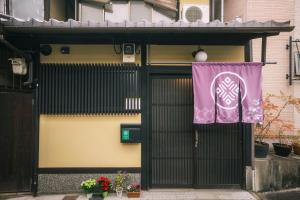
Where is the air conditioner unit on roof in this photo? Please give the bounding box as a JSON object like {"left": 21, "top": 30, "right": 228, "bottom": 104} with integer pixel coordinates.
{"left": 182, "top": 4, "right": 209, "bottom": 23}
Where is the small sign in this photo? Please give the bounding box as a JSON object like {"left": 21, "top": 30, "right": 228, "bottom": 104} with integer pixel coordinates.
{"left": 122, "top": 129, "right": 130, "bottom": 141}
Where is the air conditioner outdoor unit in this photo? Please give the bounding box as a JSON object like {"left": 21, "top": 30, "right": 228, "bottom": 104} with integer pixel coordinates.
{"left": 182, "top": 4, "right": 209, "bottom": 23}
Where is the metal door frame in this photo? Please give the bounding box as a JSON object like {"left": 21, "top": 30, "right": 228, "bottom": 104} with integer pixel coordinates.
{"left": 140, "top": 43, "right": 253, "bottom": 190}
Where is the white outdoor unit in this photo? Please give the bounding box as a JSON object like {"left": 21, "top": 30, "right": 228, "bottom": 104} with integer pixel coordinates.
{"left": 182, "top": 4, "right": 209, "bottom": 23}
{"left": 79, "top": 2, "right": 104, "bottom": 22}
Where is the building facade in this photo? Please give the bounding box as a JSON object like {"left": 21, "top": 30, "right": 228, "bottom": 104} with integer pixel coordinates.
{"left": 0, "top": 0, "right": 297, "bottom": 194}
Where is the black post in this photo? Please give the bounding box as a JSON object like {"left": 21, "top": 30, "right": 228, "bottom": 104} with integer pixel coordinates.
{"left": 261, "top": 36, "right": 267, "bottom": 65}
{"left": 44, "top": 0, "right": 50, "bottom": 21}
{"left": 289, "top": 36, "right": 293, "bottom": 85}
{"left": 141, "top": 44, "right": 149, "bottom": 190}
{"left": 210, "top": 0, "right": 215, "bottom": 21}
{"left": 75, "top": 0, "right": 79, "bottom": 21}
{"left": 245, "top": 41, "right": 253, "bottom": 63}
{"left": 5, "top": 0, "right": 9, "bottom": 15}
{"left": 31, "top": 47, "right": 40, "bottom": 196}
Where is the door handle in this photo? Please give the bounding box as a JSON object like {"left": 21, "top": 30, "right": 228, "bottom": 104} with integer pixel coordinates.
{"left": 195, "top": 130, "right": 198, "bottom": 148}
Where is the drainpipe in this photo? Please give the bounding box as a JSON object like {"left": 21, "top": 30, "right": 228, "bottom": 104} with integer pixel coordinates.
{"left": 0, "top": 34, "right": 34, "bottom": 86}
{"left": 0, "top": 13, "right": 14, "bottom": 20}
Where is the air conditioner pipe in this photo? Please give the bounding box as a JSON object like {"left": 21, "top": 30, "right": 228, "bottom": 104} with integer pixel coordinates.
{"left": 0, "top": 36, "right": 31, "bottom": 61}
{"left": 0, "top": 13, "right": 14, "bottom": 20}
{"left": 0, "top": 36, "right": 34, "bottom": 86}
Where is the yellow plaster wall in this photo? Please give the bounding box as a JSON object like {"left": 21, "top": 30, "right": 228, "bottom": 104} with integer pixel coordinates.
{"left": 150, "top": 45, "right": 245, "bottom": 63}
{"left": 40, "top": 45, "right": 141, "bottom": 64}
{"left": 39, "top": 115, "right": 141, "bottom": 168}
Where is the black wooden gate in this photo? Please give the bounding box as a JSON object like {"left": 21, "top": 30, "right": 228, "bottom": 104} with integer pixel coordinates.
{"left": 150, "top": 75, "right": 242, "bottom": 187}
{"left": 194, "top": 124, "right": 242, "bottom": 187}
{"left": 150, "top": 76, "right": 194, "bottom": 187}
{"left": 0, "top": 92, "right": 33, "bottom": 192}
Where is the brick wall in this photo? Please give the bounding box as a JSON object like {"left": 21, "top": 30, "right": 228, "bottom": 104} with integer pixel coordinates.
{"left": 293, "top": 0, "right": 300, "bottom": 129}
{"left": 224, "top": 0, "right": 300, "bottom": 129}
{"left": 245, "top": 0, "right": 298, "bottom": 128}
{"left": 224, "top": 0, "right": 246, "bottom": 22}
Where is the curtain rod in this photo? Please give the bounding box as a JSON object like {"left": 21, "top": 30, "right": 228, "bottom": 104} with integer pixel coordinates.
{"left": 150, "top": 61, "right": 277, "bottom": 65}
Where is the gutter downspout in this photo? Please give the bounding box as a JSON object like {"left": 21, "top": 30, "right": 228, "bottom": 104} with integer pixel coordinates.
{"left": 0, "top": 35, "right": 34, "bottom": 87}
{"left": 0, "top": 13, "right": 13, "bottom": 20}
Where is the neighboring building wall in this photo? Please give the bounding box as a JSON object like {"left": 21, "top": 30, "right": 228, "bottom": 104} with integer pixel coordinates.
{"left": 245, "top": 0, "right": 297, "bottom": 128}
{"left": 293, "top": 0, "right": 300, "bottom": 129}
{"left": 0, "top": 0, "right": 5, "bottom": 14}
{"left": 224, "top": 0, "right": 246, "bottom": 22}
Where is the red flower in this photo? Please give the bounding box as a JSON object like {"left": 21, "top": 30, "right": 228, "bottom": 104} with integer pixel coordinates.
{"left": 95, "top": 176, "right": 111, "bottom": 192}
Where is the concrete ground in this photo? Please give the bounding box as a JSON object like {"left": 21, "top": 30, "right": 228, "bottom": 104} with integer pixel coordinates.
{"left": 256, "top": 188, "right": 300, "bottom": 200}
{"left": 1, "top": 189, "right": 257, "bottom": 200}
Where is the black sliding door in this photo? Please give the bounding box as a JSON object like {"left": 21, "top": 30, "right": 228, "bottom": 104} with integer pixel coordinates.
{"left": 150, "top": 76, "right": 194, "bottom": 187}
{"left": 150, "top": 75, "right": 243, "bottom": 188}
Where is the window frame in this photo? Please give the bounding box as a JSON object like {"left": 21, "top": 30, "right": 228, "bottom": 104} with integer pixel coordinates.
{"left": 295, "top": 52, "right": 300, "bottom": 76}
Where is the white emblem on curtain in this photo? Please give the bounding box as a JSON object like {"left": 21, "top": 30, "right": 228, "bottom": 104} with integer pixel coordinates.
{"left": 210, "top": 72, "right": 247, "bottom": 110}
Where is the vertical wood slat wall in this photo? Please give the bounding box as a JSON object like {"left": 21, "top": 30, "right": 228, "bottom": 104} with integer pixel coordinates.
{"left": 38, "top": 64, "right": 141, "bottom": 114}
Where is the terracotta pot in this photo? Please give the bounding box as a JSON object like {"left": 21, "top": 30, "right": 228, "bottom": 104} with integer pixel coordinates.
{"left": 273, "top": 143, "right": 292, "bottom": 157}
{"left": 255, "top": 141, "right": 269, "bottom": 158}
{"left": 293, "top": 143, "right": 300, "bottom": 155}
{"left": 127, "top": 191, "right": 140, "bottom": 198}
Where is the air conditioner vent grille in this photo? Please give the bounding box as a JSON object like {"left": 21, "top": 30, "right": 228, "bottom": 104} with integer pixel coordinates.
{"left": 185, "top": 6, "right": 203, "bottom": 22}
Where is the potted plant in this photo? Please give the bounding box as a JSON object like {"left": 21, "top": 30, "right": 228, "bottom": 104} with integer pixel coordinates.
{"left": 127, "top": 182, "right": 141, "bottom": 198}
{"left": 273, "top": 128, "right": 293, "bottom": 157}
{"left": 255, "top": 93, "right": 300, "bottom": 158}
{"left": 114, "top": 171, "right": 129, "bottom": 198}
{"left": 93, "top": 176, "right": 112, "bottom": 199}
{"left": 80, "top": 178, "right": 96, "bottom": 199}
{"left": 254, "top": 94, "right": 277, "bottom": 158}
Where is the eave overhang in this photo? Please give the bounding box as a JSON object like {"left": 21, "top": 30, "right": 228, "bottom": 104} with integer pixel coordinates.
{"left": 0, "top": 19, "right": 294, "bottom": 45}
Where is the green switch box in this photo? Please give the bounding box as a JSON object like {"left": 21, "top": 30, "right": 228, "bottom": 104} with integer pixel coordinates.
{"left": 120, "top": 124, "right": 141, "bottom": 143}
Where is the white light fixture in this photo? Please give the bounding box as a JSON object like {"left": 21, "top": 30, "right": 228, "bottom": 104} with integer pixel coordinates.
{"left": 9, "top": 58, "right": 27, "bottom": 75}
{"left": 193, "top": 48, "right": 208, "bottom": 62}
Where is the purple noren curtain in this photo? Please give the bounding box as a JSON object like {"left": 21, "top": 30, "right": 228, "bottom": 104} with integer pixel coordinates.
{"left": 192, "top": 62, "right": 263, "bottom": 124}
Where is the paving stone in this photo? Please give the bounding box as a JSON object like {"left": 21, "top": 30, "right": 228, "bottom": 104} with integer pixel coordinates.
{"left": 6, "top": 189, "right": 257, "bottom": 200}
